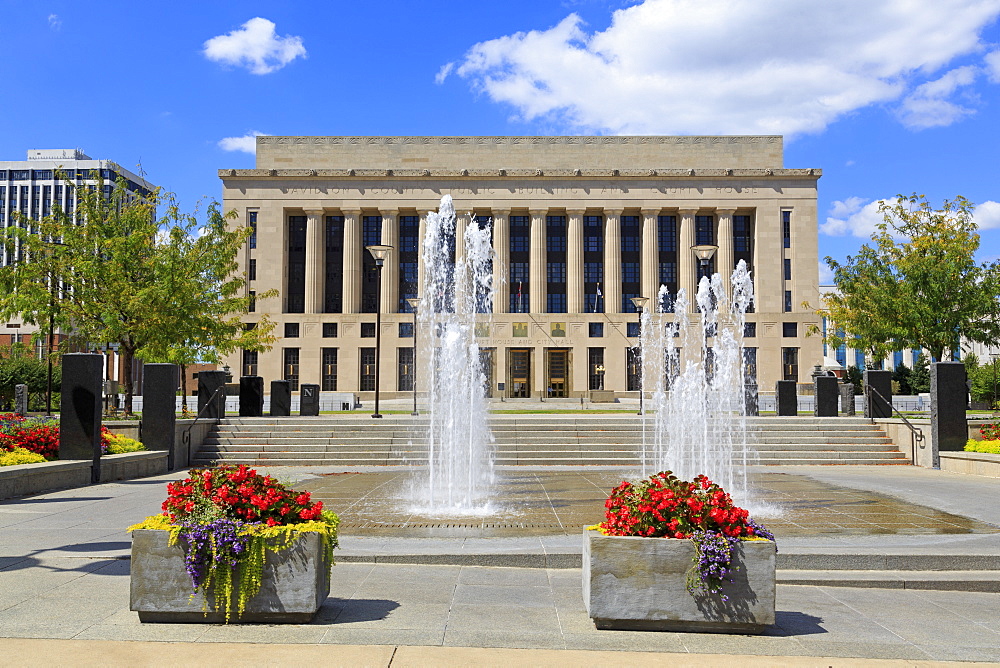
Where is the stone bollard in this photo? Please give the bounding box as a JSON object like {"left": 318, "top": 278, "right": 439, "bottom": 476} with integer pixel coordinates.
{"left": 300, "top": 384, "right": 320, "bottom": 416}
{"left": 775, "top": 380, "right": 797, "bottom": 416}
{"left": 270, "top": 380, "right": 291, "bottom": 416}
{"left": 863, "top": 370, "right": 892, "bottom": 418}
{"left": 239, "top": 376, "right": 264, "bottom": 417}
{"left": 839, "top": 383, "right": 856, "bottom": 416}
{"left": 59, "top": 353, "right": 103, "bottom": 483}
{"left": 930, "top": 362, "right": 967, "bottom": 468}
{"left": 197, "top": 371, "right": 228, "bottom": 420}
{"left": 142, "top": 363, "right": 178, "bottom": 470}
{"left": 14, "top": 384, "right": 28, "bottom": 416}
{"left": 814, "top": 375, "right": 839, "bottom": 417}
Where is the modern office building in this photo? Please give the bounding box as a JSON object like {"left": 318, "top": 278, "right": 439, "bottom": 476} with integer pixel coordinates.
{"left": 220, "top": 136, "right": 822, "bottom": 399}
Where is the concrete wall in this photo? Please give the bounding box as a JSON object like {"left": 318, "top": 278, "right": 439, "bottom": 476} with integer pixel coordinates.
{"left": 940, "top": 452, "right": 1000, "bottom": 478}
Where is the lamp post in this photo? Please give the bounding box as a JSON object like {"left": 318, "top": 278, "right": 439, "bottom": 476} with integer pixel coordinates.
{"left": 366, "top": 244, "right": 393, "bottom": 419}
{"left": 406, "top": 297, "right": 421, "bottom": 416}
{"left": 691, "top": 244, "right": 719, "bottom": 281}
{"left": 631, "top": 296, "right": 649, "bottom": 415}
{"left": 595, "top": 364, "right": 605, "bottom": 391}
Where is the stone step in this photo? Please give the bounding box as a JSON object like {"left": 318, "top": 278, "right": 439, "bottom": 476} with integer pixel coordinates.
{"left": 776, "top": 569, "right": 1000, "bottom": 592}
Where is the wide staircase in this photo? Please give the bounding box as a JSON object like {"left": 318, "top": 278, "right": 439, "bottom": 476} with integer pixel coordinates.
{"left": 192, "top": 416, "right": 908, "bottom": 467}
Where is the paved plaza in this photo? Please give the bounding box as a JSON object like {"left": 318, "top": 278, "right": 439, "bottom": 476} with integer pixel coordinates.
{"left": 1, "top": 463, "right": 1000, "bottom": 665}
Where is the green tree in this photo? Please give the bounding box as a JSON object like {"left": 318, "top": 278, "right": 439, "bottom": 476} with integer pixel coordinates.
{"left": 845, "top": 365, "right": 864, "bottom": 395}
{"left": 822, "top": 195, "right": 1000, "bottom": 362}
{"left": 0, "top": 343, "right": 60, "bottom": 410}
{"left": 910, "top": 353, "right": 931, "bottom": 393}
{"left": 0, "top": 180, "right": 274, "bottom": 414}
{"left": 892, "top": 363, "right": 912, "bottom": 395}
{"left": 966, "top": 353, "right": 1000, "bottom": 404}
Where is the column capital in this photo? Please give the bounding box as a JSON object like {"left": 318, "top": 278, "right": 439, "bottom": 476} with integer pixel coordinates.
{"left": 379, "top": 208, "right": 399, "bottom": 218}
{"left": 640, "top": 207, "right": 661, "bottom": 218}
{"left": 490, "top": 208, "right": 511, "bottom": 218}
{"left": 529, "top": 209, "right": 548, "bottom": 217}
{"left": 303, "top": 208, "right": 325, "bottom": 217}
{"left": 715, "top": 207, "right": 737, "bottom": 216}
{"left": 678, "top": 208, "right": 699, "bottom": 216}
{"left": 603, "top": 208, "right": 624, "bottom": 218}
{"left": 341, "top": 208, "right": 361, "bottom": 217}
{"left": 566, "top": 208, "right": 587, "bottom": 216}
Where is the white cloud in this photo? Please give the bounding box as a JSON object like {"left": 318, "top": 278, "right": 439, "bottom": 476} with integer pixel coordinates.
{"left": 822, "top": 197, "right": 895, "bottom": 237}
{"left": 449, "top": 0, "right": 1000, "bottom": 135}
{"left": 47, "top": 14, "right": 61, "bottom": 30}
{"left": 218, "top": 131, "right": 268, "bottom": 154}
{"left": 896, "top": 65, "right": 979, "bottom": 128}
{"left": 986, "top": 50, "right": 1000, "bottom": 82}
{"left": 974, "top": 200, "right": 1000, "bottom": 229}
{"left": 435, "top": 62, "right": 455, "bottom": 85}
{"left": 203, "top": 18, "right": 306, "bottom": 75}
{"left": 818, "top": 261, "right": 834, "bottom": 285}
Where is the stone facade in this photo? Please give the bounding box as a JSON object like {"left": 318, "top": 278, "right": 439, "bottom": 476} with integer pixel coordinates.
{"left": 220, "top": 136, "right": 822, "bottom": 399}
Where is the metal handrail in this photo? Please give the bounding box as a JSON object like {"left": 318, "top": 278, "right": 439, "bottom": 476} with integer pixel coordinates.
{"left": 866, "top": 385, "right": 925, "bottom": 463}
{"left": 180, "top": 384, "right": 227, "bottom": 451}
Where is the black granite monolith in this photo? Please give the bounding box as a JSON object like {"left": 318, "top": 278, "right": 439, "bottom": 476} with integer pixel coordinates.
{"left": 14, "top": 384, "right": 27, "bottom": 416}
{"left": 814, "top": 375, "right": 839, "bottom": 417}
{"left": 239, "top": 376, "right": 264, "bottom": 417}
{"left": 300, "top": 384, "right": 320, "bottom": 416}
{"left": 270, "top": 380, "right": 291, "bottom": 416}
{"left": 863, "top": 370, "right": 892, "bottom": 418}
{"left": 744, "top": 379, "right": 759, "bottom": 416}
{"left": 932, "top": 362, "right": 967, "bottom": 464}
{"left": 775, "top": 380, "right": 797, "bottom": 416}
{"left": 59, "top": 353, "right": 103, "bottom": 483}
{"left": 142, "top": 363, "right": 178, "bottom": 469}
{"left": 840, "top": 383, "right": 856, "bottom": 416}
{"left": 197, "top": 370, "right": 227, "bottom": 419}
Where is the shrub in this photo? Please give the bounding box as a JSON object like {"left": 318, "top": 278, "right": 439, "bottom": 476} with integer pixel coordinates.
{"left": 0, "top": 447, "right": 47, "bottom": 466}
{"left": 105, "top": 433, "right": 146, "bottom": 454}
{"left": 966, "top": 439, "right": 1000, "bottom": 454}
{"left": 979, "top": 424, "right": 1000, "bottom": 441}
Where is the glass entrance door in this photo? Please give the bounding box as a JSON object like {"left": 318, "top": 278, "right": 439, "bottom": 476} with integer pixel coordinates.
{"left": 508, "top": 348, "right": 530, "bottom": 398}
{"left": 547, "top": 349, "right": 568, "bottom": 398}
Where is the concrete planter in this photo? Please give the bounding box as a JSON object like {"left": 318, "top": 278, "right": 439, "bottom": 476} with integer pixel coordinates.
{"left": 583, "top": 529, "right": 775, "bottom": 633}
{"left": 130, "top": 529, "right": 331, "bottom": 623}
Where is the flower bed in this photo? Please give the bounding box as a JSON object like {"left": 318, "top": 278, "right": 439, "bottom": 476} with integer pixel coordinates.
{"left": 129, "top": 464, "right": 339, "bottom": 623}
{"left": 966, "top": 439, "right": 1000, "bottom": 454}
{"left": 0, "top": 413, "right": 145, "bottom": 462}
{"left": 584, "top": 471, "right": 776, "bottom": 633}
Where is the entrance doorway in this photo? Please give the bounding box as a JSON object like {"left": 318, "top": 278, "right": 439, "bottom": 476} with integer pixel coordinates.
{"left": 479, "top": 348, "right": 495, "bottom": 397}
{"left": 508, "top": 348, "right": 531, "bottom": 398}
{"left": 546, "top": 349, "right": 569, "bottom": 398}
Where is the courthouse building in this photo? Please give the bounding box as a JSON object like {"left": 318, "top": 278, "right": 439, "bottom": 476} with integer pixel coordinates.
{"left": 219, "top": 136, "right": 822, "bottom": 399}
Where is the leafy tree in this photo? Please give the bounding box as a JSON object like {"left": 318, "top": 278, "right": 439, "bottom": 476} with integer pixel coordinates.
{"left": 845, "top": 365, "right": 864, "bottom": 395}
{"left": 910, "top": 353, "right": 931, "bottom": 393}
{"left": 966, "top": 353, "right": 1000, "bottom": 404}
{"left": 892, "top": 363, "right": 912, "bottom": 395}
{"left": 821, "top": 195, "right": 1000, "bottom": 362}
{"left": 0, "top": 180, "right": 274, "bottom": 414}
{"left": 0, "top": 343, "right": 60, "bottom": 410}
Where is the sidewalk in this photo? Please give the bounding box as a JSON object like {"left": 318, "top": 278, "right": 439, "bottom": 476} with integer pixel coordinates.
{"left": 1, "top": 465, "right": 999, "bottom": 664}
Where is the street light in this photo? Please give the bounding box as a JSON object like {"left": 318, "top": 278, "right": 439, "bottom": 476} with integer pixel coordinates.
{"left": 631, "top": 296, "right": 649, "bottom": 415}
{"left": 406, "top": 297, "right": 421, "bottom": 416}
{"left": 366, "top": 244, "right": 393, "bottom": 419}
{"left": 691, "top": 244, "right": 719, "bottom": 278}
{"left": 595, "top": 364, "right": 605, "bottom": 391}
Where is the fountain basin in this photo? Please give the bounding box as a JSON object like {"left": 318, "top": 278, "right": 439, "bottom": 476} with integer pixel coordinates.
{"left": 582, "top": 529, "right": 775, "bottom": 633}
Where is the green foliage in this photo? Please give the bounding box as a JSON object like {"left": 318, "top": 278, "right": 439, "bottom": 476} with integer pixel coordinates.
{"left": 965, "top": 439, "right": 1000, "bottom": 454}
{"left": 965, "top": 353, "right": 1000, "bottom": 403}
{"left": 0, "top": 343, "right": 59, "bottom": 409}
{"left": 821, "top": 194, "right": 1000, "bottom": 362}
{"left": 910, "top": 353, "right": 931, "bottom": 393}
{"left": 892, "top": 363, "right": 913, "bottom": 395}
{"left": 105, "top": 434, "right": 146, "bottom": 454}
{"left": 0, "top": 447, "right": 47, "bottom": 466}
{"left": 0, "top": 179, "right": 275, "bottom": 414}
{"left": 845, "top": 365, "right": 864, "bottom": 395}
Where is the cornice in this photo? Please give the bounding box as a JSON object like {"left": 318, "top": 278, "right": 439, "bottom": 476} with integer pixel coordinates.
{"left": 219, "top": 167, "right": 821, "bottom": 179}
{"left": 256, "top": 135, "right": 782, "bottom": 147}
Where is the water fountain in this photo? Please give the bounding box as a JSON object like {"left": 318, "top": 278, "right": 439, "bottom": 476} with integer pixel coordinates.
{"left": 639, "top": 261, "right": 757, "bottom": 502}
{"left": 413, "top": 195, "right": 495, "bottom": 512}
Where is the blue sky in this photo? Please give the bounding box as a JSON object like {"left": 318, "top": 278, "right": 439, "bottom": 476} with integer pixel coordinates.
{"left": 2, "top": 0, "right": 999, "bottom": 280}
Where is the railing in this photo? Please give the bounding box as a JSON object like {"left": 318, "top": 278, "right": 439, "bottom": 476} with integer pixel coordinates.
{"left": 866, "top": 385, "right": 925, "bottom": 464}
{"left": 180, "top": 384, "right": 228, "bottom": 454}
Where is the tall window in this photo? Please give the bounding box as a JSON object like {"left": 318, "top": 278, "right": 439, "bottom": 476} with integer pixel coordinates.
{"left": 733, "top": 214, "right": 753, "bottom": 270}
{"left": 398, "top": 214, "right": 419, "bottom": 311}
{"left": 782, "top": 347, "right": 798, "bottom": 381}
{"left": 398, "top": 347, "right": 415, "bottom": 391}
{"left": 657, "top": 215, "right": 677, "bottom": 311}
{"left": 546, "top": 215, "right": 566, "bottom": 313}
{"left": 626, "top": 347, "right": 641, "bottom": 391}
{"left": 583, "top": 215, "right": 604, "bottom": 313}
{"left": 322, "top": 348, "right": 337, "bottom": 391}
{"left": 473, "top": 214, "right": 494, "bottom": 313}
{"left": 695, "top": 215, "right": 714, "bottom": 245}
{"left": 509, "top": 215, "right": 530, "bottom": 312}
{"left": 286, "top": 216, "right": 306, "bottom": 313}
{"left": 588, "top": 347, "right": 605, "bottom": 391}
{"left": 361, "top": 215, "right": 382, "bottom": 313}
{"left": 359, "top": 348, "right": 376, "bottom": 391}
{"left": 621, "top": 215, "right": 641, "bottom": 312}
{"left": 283, "top": 348, "right": 300, "bottom": 391}
{"left": 241, "top": 350, "right": 258, "bottom": 377}
{"left": 325, "top": 215, "right": 344, "bottom": 313}
{"left": 782, "top": 210, "right": 791, "bottom": 249}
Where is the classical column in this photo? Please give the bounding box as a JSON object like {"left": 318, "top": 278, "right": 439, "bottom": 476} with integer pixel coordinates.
{"left": 529, "top": 209, "right": 547, "bottom": 314}
{"left": 641, "top": 208, "right": 660, "bottom": 306}
{"left": 380, "top": 208, "right": 399, "bottom": 314}
{"left": 342, "top": 209, "right": 361, "bottom": 314}
{"left": 678, "top": 208, "right": 697, "bottom": 308}
{"left": 566, "top": 209, "right": 585, "bottom": 314}
{"left": 492, "top": 209, "right": 510, "bottom": 314}
{"left": 417, "top": 209, "right": 431, "bottom": 298}
{"left": 304, "top": 208, "right": 325, "bottom": 314}
{"left": 604, "top": 209, "right": 622, "bottom": 314}
{"left": 716, "top": 208, "right": 736, "bottom": 294}
{"left": 455, "top": 212, "right": 470, "bottom": 267}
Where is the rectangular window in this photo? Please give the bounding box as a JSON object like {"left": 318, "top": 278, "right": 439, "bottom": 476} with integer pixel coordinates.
{"left": 784, "top": 290, "right": 792, "bottom": 312}
{"left": 584, "top": 262, "right": 603, "bottom": 283}
{"left": 658, "top": 215, "right": 677, "bottom": 252}
{"left": 546, "top": 262, "right": 566, "bottom": 282}
{"left": 545, "top": 215, "right": 566, "bottom": 251}
{"left": 284, "top": 322, "right": 299, "bottom": 338}
{"left": 584, "top": 215, "right": 603, "bottom": 252}
{"left": 359, "top": 348, "right": 376, "bottom": 392}
{"left": 743, "top": 347, "right": 757, "bottom": 380}
{"left": 509, "top": 291, "right": 529, "bottom": 313}
{"left": 893, "top": 350, "right": 904, "bottom": 369}
{"left": 855, "top": 349, "right": 866, "bottom": 369}
{"left": 695, "top": 215, "right": 714, "bottom": 245}
{"left": 283, "top": 348, "right": 300, "bottom": 391}
{"left": 241, "top": 350, "right": 258, "bottom": 377}
{"left": 782, "top": 322, "right": 798, "bottom": 337}
{"left": 398, "top": 347, "right": 415, "bottom": 392}
{"left": 361, "top": 322, "right": 376, "bottom": 338}
{"left": 622, "top": 262, "right": 640, "bottom": 283}
{"left": 322, "top": 323, "right": 337, "bottom": 337}
{"left": 588, "top": 347, "right": 605, "bottom": 391}
{"left": 783, "top": 258, "right": 791, "bottom": 281}
{"left": 399, "top": 322, "right": 414, "bottom": 338}
{"left": 322, "top": 348, "right": 338, "bottom": 391}
{"left": 248, "top": 258, "right": 256, "bottom": 281}
{"left": 248, "top": 290, "right": 256, "bottom": 313}
{"left": 658, "top": 262, "right": 676, "bottom": 286}
{"left": 782, "top": 347, "right": 798, "bottom": 381}
{"left": 589, "top": 322, "right": 604, "bottom": 337}
{"left": 546, "top": 293, "right": 567, "bottom": 313}
{"left": 626, "top": 347, "right": 641, "bottom": 391}
{"left": 782, "top": 210, "right": 791, "bottom": 249}
{"left": 744, "top": 322, "right": 757, "bottom": 337}
{"left": 627, "top": 322, "right": 641, "bottom": 338}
